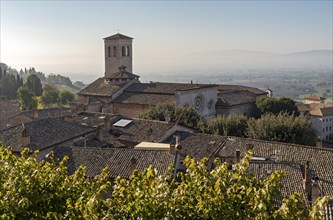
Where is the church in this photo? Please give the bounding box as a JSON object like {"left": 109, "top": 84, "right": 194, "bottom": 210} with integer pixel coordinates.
{"left": 77, "top": 33, "right": 269, "bottom": 119}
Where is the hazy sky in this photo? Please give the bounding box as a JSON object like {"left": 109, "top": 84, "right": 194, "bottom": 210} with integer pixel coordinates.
{"left": 1, "top": 1, "right": 332, "bottom": 78}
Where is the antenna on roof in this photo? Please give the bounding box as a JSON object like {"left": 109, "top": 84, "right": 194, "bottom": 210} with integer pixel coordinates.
{"left": 117, "top": 28, "right": 120, "bottom": 34}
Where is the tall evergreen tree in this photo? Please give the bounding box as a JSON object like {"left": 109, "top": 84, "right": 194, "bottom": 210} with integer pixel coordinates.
{"left": 19, "top": 69, "right": 24, "bottom": 76}
{"left": 16, "top": 75, "right": 21, "bottom": 86}
{"left": 0, "top": 74, "right": 18, "bottom": 99}
{"left": 25, "top": 74, "right": 43, "bottom": 96}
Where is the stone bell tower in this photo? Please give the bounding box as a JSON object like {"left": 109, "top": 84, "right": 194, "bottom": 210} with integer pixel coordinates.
{"left": 104, "top": 33, "right": 133, "bottom": 78}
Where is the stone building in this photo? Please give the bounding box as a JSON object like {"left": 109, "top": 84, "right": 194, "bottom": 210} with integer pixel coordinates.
{"left": 77, "top": 33, "right": 268, "bottom": 119}
{"left": 297, "top": 102, "right": 333, "bottom": 141}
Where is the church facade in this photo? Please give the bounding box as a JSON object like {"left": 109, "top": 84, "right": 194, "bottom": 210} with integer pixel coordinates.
{"left": 77, "top": 33, "right": 268, "bottom": 119}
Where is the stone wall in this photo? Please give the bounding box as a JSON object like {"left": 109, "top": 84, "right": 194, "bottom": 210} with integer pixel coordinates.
{"left": 105, "top": 38, "right": 133, "bottom": 77}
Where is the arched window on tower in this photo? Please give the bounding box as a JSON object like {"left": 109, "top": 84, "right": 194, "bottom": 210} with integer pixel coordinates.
{"left": 122, "top": 46, "right": 126, "bottom": 57}
{"left": 113, "top": 46, "right": 117, "bottom": 57}
{"left": 108, "top": 46, "right": 111, "bottom": 57}
{"left": 127, "top": 46, "right": 130, "bottom": 56}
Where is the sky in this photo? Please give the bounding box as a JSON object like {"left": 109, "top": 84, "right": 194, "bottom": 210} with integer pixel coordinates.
{"left": 0, "top": 1, "right": 332, "bottom": 81}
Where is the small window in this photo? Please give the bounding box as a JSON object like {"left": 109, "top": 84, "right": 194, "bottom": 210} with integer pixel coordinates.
{"left": 127, "top": 46, "right": 130, "bottom": 56}
{"left": 326, "top": 127, "right": 328, "bottom": 131}
{"left": 122, "top": 46, "right": 126, "bottom": 56}
{"left": 323, "top": 128, "right": 325, "bottom": 132}
{"left": 108, "top": 46, "right": 111, "bottom": 57}
{"left": 113, "top": 46, "right": 117, "bottom": 57}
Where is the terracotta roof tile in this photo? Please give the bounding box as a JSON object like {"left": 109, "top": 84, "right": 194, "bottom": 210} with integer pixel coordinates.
{"left": 0, "top": 118, "right": 95, "bottom": 152}
{"left": 78, "top": 78, "right": 127, "bottom": 97}
{"left": 103, "top": 33, "right": 133, "bottom": 40}
{"left": 48, "top": 146, "right": 174, "bottom": 178}
{"left": 113, "top": 92, "right": 175, "bottom": 105}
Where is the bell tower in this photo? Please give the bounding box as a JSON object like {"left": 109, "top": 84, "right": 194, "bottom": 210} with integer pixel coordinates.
{"left": 104, "top": 33, "right": 133, "bottom": 78}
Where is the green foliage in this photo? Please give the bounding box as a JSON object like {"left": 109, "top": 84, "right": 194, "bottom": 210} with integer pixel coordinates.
{"left": 0, "top": 146, "right": 328, "bottom": 219}
{"left": 57, "top": 89, "right": 75, "bottom": 105}
{"left": 17, "top": 86, "right": 37, "bottom": 111}
{"left": 246, "top": 112, "right": 318, "bottom": 146}
{"left": 26, "top": 67, "right": 46, "bottom": 82}
{"left": 206, "top": 115, "right": 248, "bottom": 137}
{"left": 41, "top": 84, "right": 60, "bottom": 107}
{"left": 141, "top": 105, "right": 317, "bottom": 146}
{"left": 25, "top": 74, "right": 43, "bottom": 96}
{"left": 140, "top": 104, "right": 203, "bottom": 130}
{"left": 256, "top": 97, "right": 299, "bottom": 116}
{"left": 174, "top": 105, "right": 203, "bottom": 130}
{"left": 47, "top": 74, "right": 74, "bottom": 88}
{"left": 0, "top": 74, "right": 19, "bottom": 99}
{"left": 0, "top": 146, "right": 111, "bottom": 219}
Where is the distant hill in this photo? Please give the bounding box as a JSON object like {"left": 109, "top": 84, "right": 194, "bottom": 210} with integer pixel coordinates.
{"left": 0, "top": 63, "right": 86, "bottom": 93}
{"left": 185, "top": 49, "right": 333, "bottom": 71}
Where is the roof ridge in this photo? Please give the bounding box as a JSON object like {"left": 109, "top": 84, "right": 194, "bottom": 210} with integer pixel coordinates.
{"left": 230, "top": 136, "right": 333, "bottom": 152}
{"left": 132, "top": 117, "right": 173, "bottom": 125}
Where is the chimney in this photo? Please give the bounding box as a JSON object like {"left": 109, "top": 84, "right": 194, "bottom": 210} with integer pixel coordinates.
{"left": 311, "top": 177, "right": 320, "bottom": 204}
{"left": 96, "top": 125, "right": 103, "bottom": 141}
{"left": 32, "top": 108, "right": 38, "bottom": 118}
{"left": 21, "top": 124, "right": 31, "bottom": 147}
{"left": 146, "top": 127, "right": 153, "bottom": 141}
{"left": 303, "top": 161, "right": 311, "bottom": 200}
{"left": 235, "top": 150, "right": 241, "bottom": 163}
{"left": 175, "top": 136, "right": 182, "bottom": 151}
{"left": 130, "top": 157, "right": 137, "bottom": 174}
{"left": 316, "top": 137, "right": 322, "bottom": 148}
{"left": 170, "top": 142, "right": 176, "bottom": 154}
{"left": 104, "top": 116, "right": 110, "bottom": 131}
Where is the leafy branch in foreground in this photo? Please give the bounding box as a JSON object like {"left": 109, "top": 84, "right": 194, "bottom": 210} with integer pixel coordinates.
{"left": 0, "top": 145, "right": 328, "bottom": 219}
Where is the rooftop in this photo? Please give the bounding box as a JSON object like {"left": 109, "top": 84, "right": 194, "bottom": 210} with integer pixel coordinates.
{"left": 107, "top": 65, "right": 139, "bottom": 80}
{"left": 78, "top": 77, "right": 127, "bottom": 97}
{"left": 103, "top": 33, "right": 133, "bottom": 40}
{"left": 47, "top": 146, "right": 174, "bottom": 178}
{"left": 0, "top": 118, "right": 96, "bottom": 152}
{"left": 305, "top": 96, "right": 325, "bottom": 101}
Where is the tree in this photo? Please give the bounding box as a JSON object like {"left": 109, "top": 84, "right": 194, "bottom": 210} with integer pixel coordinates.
{"left": 25, "top": 74, "right": 43, "bottom": 96}
{"left": 47, "top": 74, "right": 73, "bottom": 87}
{"left": 57, "top": 89, "right": 75, "bottom": 105}
{"left": 16, "top": 74, "right": 23, "bottom": 87}
{"left": 140, "top": 104, "right": 203, "bottom": 130}
{"left": 0, "top": 146, "right": 110, "bottom": 219}
{"left": 17, "top": 86, "right": 37, "bottom": 110}
{"left": 206, "top": 115, "right": 248, "bottom": 137}
{"left": 41, "top": 83, "right": 59, "bottom": 107}
{"left": 0, "top": 145, "right": 327, "bottom": 219}
{"left": 73, "top": 81, "right": 86, "bottom": 88}
{"left": 256, "top": 97, "right": 299, "bottom": 116}
{"left": 246, "top": 112, "right": 317, "bottom": 146}
{"left": 19, "top": 69, "right": 24, "bottom": 76}
{"left": 0, "top": 74, "right": 19, "bottom": 99}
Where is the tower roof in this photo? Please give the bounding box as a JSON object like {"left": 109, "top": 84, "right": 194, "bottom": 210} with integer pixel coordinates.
{"left": 103, "top": 33, "right": 133, "bottom": 40}
{"left": 108, "top": 65, "right": 139, "bottom": 80}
